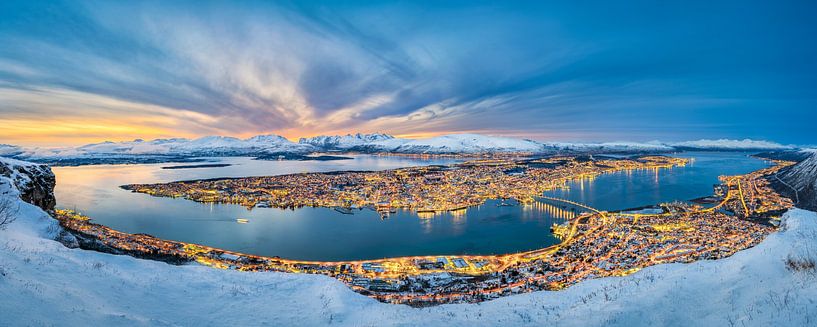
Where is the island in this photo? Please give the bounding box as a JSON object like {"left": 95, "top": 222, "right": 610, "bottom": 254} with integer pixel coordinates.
{"left": 161, "top": 163, "right": 233, "bottom": 169}
{"left": 53, "top": 156, "right": 796, "bottom": 306}
{"left": 253, "top": 154, "right": 353, "bottom": 161}
{"left": 121, "top": 155, "right": 688, "bottom": 217}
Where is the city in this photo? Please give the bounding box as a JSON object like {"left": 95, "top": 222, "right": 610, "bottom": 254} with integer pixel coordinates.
{"left": 3, "top": 1, "right": 816, "bottom": 324}
{"left": 122, "top": 155, "right": 688, "bottom": 218}
{"left": 53, "top": 156, "right": 794, "bottom": 306}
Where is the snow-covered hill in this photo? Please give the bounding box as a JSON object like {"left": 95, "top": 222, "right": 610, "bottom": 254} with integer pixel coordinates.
{"left": 11, "top": 135, "right": 316, "bottom": 164}
{"left": 297, "top": 135, "right": 792, "bottom": 154}
{"left": 384, "top": 134, "right": 544, "bottom": 154}
{"left": 299, "top": 133, "right": 547, "bottom": 154}
{"left": 289, "top": 135, "right": 799, "bottom": 154}
{"left": 1, "top": 134, "right": 802, "bottom": 165}
{"left": 1, "top": 158, "right": 815, "bottom": 326}
{"left": 542, "top": 141, "right": 675, "bottom": 153}
{"left": 299, "top": 133, "right": 398, "bottom": 150}
{"left": 773, "top": 151, "right": 817, "bottom": 211}
{"left": 672, "top": 139, "right": 793, "bottom": 151}
{"left": 0, "top": 144, "right": 23, "bottom": 157}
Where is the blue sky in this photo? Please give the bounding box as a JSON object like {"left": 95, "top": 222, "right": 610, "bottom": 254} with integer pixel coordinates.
{"left": 1, "top": 1, "right": 815, "bottom": 146}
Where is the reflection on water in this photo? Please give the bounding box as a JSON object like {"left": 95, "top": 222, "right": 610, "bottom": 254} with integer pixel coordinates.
{"left": 52, "top": 153, "right": 769, "bottom": 261}
{"left": 544, "top": 152, "right": 770, "bottom": 212}
{"left": 526, "top": 201, "right": 579, "bottom": 221}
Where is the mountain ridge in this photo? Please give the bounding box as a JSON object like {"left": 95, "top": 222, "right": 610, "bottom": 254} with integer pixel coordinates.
{"left": 771, "top": 150, "right": 817, "bottom": 211}
{"left": 2, "top": 133, "right": 800, "bottom": 165}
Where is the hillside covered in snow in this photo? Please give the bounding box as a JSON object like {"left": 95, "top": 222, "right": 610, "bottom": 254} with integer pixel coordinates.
{"left": 1, "top": 157, "right": 815, "bottom": 326}
{"left": 772, "top": 151, "right": 817, "bottom": 211}
{"left": 299, "top": 133, "right": 399, "bottom": 150}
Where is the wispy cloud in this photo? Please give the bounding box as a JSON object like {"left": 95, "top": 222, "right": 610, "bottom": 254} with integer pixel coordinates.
{"left": 0, "top": 1, "right": 815, "bottom": 145}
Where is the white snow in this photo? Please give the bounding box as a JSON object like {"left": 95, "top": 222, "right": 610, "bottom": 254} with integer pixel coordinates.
{"left": 386, "top": 134, "right": 544, "bottom": 154}
{"left": 542, "top": 141, "right": 675, "bottom": 153}
{"left": 299, "top": 133, "right": 397, "bottom": 150}
{"left": 672, "top": 139, "right": 794, "bottom": 150}
{"left": 0, "top": 144, "right": 22, "bottom": 156}
{"left": 0, "top": 134, "right": 805, "bottom": 163}
{"left": 0, "top": 157, "right": 48, "bottom": 197}
{"left": 10, "top": 135, "right": 315, "bottom": 160}
{"left": 1, "top": 159, "right": 816, "bottom": 325}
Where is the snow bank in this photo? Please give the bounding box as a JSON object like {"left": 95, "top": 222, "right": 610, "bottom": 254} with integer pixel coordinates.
{"left": 1, "top": 175, "right": 815, "bottom": 325}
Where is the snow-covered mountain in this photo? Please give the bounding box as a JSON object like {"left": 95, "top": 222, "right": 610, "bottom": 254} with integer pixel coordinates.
{"left": 299, "top": 134, "right": 783, "bottom": 154}
{"left": 672, "top": 139, "right": 793, "bottom": 151}
{"left": 542, "top": 141, "right": 675, "bottom": 154}
{"left": 772, "top": 151, "right": 817, "bottom": 211}
{"left": 302, "top": 133, "right": 553, "bottom": 154}
{"left": 0, "top": 144, "right": 23, "bottom": 157}
{"left": 11, "top": 135, "right": 315, "bottom": 164}
{"left": 169, "top": 135, "right": 313, "bottom": 155}
{"left": 1, "top": 134, "right": 803, "bottom": 165}
{"left": 299, "top": 133, "right": 398, "bottom": 150}
{"left": 381, "top": 134, "right": 544, "bottom": 154}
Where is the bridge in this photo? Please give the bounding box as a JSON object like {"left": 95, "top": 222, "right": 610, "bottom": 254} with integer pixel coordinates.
{"left": 537, "top": 195, "right": 603, "bottom": 215}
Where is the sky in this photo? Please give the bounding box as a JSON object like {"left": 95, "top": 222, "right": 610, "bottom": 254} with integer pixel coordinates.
{"left": 1, "top": 1, "right": 816, "bottom": 147}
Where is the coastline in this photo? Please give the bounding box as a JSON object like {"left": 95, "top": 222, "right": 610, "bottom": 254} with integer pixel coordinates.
{"left": 51, "top": 156, "right": 795, "bottom": 305}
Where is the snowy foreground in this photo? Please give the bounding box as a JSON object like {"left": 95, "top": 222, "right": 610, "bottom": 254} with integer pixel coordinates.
{"left": 1, "top": 193, "right": 816, "bottom": 325}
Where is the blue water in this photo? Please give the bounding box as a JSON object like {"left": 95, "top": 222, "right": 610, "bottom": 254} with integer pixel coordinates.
{"left": 52, "top": 152, "right": 770, "bottom": 261}
{"left": 543, "top": 152, "right": 771, "bottom": 211}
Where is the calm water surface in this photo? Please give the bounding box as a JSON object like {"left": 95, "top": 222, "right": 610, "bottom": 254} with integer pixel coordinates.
{"left": 53, "top": 153, "right": 770, "bottom": 261}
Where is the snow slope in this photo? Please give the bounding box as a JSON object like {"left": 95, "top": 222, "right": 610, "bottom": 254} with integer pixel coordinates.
{"left": 1, "top": 160, "right": 815, "bottom": 326}
{"left": 774, "top": 152, "right": 817, "bottom": 211}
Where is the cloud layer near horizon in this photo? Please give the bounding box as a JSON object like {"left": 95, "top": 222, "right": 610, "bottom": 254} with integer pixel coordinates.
{"left": 1, "top": 1, "right": 816, "bottom": 146}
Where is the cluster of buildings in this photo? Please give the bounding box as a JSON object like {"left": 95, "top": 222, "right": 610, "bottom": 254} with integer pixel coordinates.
{"left": 123, "top": 155, "right": 688, "bottom": 217}
{"left": 55, "top": 156, "right": 796, "bottom": 306}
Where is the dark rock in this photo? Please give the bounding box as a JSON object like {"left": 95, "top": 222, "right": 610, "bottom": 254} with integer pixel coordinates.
{"left": 0, "top": 159, "right": 57, "bottom": 211}
{"left": 769, "top": 152, "right": 817, "bottom": 211}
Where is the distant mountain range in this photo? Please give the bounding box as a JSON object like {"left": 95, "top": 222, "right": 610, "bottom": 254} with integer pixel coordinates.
{"left": 0, "top": 133, "right": 800, "bottom": 165}
{"left": 299, "top": 134, "right": 795, "bottom": 154}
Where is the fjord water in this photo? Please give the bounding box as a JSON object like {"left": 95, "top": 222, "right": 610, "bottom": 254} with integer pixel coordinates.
{"left": 53, "top": 153, "right": 770, "bottom": 261}
{"left": 543, "top": 152, "right": 772, "bottom": 211}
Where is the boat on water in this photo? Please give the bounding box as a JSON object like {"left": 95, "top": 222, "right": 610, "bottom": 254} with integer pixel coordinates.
{"left": 334, "top": 207, "right": 354, "bottom": 215}
{"left": 236, "top": 218, "right": 249, "bottom": 224}
{"left": 497, "top": 200, "right": 516, "bottom": 207}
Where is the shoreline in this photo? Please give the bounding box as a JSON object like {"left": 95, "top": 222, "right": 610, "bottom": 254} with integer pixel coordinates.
{"left": 51, "top": 156, "right": 796, "bottom": 305}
